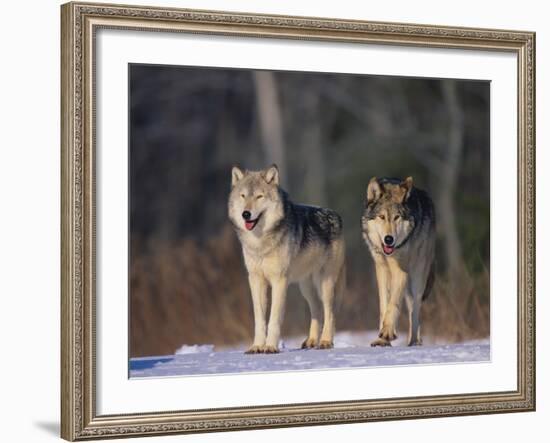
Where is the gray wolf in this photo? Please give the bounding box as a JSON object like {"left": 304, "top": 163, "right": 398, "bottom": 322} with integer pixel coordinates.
{"left": 228, "top": 164, "right": 346, "bottom": 354}
{"left": 361, "top": 177, "right": 435, "bottom": 347}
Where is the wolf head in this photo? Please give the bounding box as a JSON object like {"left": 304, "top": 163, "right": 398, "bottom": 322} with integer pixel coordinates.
{"left": 362, "top": 176, "right": 416, "bottom": 256}
{"left": 228, "top": 164, "right": 285, "bottom": 235}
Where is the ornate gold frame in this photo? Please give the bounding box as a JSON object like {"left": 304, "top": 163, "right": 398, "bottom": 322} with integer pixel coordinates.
{"left": 61, "top": 2, "right": 536, "bottom": 440}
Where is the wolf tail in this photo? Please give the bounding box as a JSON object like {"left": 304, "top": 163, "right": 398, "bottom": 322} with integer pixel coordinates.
{"left": 422, "top": 261, "right": 435, "bottom": 301}
{"left": 334, "top": 262, "right": 347, "bottom": 313}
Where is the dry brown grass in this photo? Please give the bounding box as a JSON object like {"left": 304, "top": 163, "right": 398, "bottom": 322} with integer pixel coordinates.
{"left": 130, "top": 225, "right": 490, "bottom": 357}
{"left": 130, "top": 225, "right": 251, "bottom": 357}
{"left": 420, "top": 268, "right": 490, "bottom": 342}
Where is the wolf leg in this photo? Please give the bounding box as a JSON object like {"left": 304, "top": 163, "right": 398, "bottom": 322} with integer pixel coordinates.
{"left": 407, "top": 271, "right": 427, "bottom": 346}
{"left": 245, "top": 273, "right": 268, "bottom": 354}
{"left": 299, "top": 278, "right": 321, "bottom": 349}
{"left": 318, "top": 276, "right": 336, "bottom": 349}
{"left": 405, "top": 291, "right": 422, "bottom": 346}
{"left": 379, "top": 262, "right": 407, "bottom": 342}
{"left": 264, "top": 277, "right": 288, "bottom": 353}
{"left": 371, "top": 258, "right": 392, "bottom": 346}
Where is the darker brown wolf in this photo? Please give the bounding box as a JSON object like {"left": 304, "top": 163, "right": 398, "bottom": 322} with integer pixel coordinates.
{"left": 361, "top": 177, "right": 435, "bottom": 346}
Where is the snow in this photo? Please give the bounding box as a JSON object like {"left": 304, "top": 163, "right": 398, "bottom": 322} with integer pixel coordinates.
{"left": 130, "top": 331, "right": 490, "bottom": 378}
{"left": 175, "top": 344, "right": 215, "bottom": 355}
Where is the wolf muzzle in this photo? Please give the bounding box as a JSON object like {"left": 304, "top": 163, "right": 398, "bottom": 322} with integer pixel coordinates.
{"left": 242, "top": 210, "right": 260, "bottom": 231}
{"left": 383, "top": 235, "right": 395, "bottom": 255}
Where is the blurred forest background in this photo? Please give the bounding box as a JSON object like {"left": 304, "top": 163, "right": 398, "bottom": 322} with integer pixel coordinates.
{"left": 129, "top": 64, "right": 490, "bottom": 358}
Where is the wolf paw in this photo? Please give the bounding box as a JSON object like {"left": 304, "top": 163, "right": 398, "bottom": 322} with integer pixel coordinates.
{"left": 319, "top": 340, "right": 334, "bottom": 350}
{"left": 245, "top": 345, "right": 264, "bottom": 354}
{"left": 407, "top": 339, "right": 423, "bottom": 347}
{"left": 378, "top": 325, "right": 397, "bottom": 341}
{"left": 262, "top": 345, "right": 280, "bottom": 354}
{"left": 301, "top": 338, "right": 317, "bottom": 349}
{"left": 371, "top": 338, "right": 392, "bottom": 347}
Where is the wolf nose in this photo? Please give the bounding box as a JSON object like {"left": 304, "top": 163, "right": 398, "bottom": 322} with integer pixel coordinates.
{"left": 242, "top": 211, "right": 251, "bottom": 220}
{"left": 384, "top": 235, "right": 394, "bottom": 246}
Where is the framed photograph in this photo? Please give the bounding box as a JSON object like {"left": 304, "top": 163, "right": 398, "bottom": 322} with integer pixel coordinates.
{"left": 61, "top": 1, "right": 535, "bottom": 440}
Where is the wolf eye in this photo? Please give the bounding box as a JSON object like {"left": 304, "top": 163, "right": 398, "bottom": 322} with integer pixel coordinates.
{"left": 394, "top": 215, "right": 400, "bottom": 221}
{"left": 240, "top": 194, "right": 245, "bottom": 199}
{"left": 378, "top": 215, "right": 385, "bottom": 220}
{"left": 256, "top": 194, "right": 264, "bottom": 200}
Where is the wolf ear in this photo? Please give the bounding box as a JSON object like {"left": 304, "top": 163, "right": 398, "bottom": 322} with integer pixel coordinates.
{"left": 231, "top": 166, "right": 244, "bottom": 187}
{"left": 400, "top": 176, "right": 413, "bottom": 201}
{"left": 263, "top": 164, "right": 279, "bottom": 185}
{"left": 366, "top": 177, "right": 382, "bottom": 204}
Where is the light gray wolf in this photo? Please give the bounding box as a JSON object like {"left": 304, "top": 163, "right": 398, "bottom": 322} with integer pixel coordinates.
{"left": 361, "top": 176, "right": 435, "bottom": 347}
{"left": 228, "top": 164, "right": 346, "bottom": 354}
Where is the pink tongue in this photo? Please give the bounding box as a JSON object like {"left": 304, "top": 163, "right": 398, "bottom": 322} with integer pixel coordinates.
{"left": 245, "top": 221, "right": 255, "bottom": 231}
{"left": 383, "top": 244, "right": 394, "bottom": 254}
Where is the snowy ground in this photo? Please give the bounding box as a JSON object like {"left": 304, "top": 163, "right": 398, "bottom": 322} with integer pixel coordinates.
{"left": 130, "top": 331, "right": 490, "bottom": 378}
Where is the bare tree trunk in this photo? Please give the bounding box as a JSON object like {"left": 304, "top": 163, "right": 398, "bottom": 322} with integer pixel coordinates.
{"left": 300, "top": 91, "right": 327, "bottom": 206}
{"left": 439, "top": 80, "right": 464, "bottom": 277}
{"left": 252, "top": 71, "right": 286, "bottom": 186}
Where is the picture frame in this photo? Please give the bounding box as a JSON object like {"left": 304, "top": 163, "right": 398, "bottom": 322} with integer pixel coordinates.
{"left": 60, "top": 1, "right": 535, "bottom": 440}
